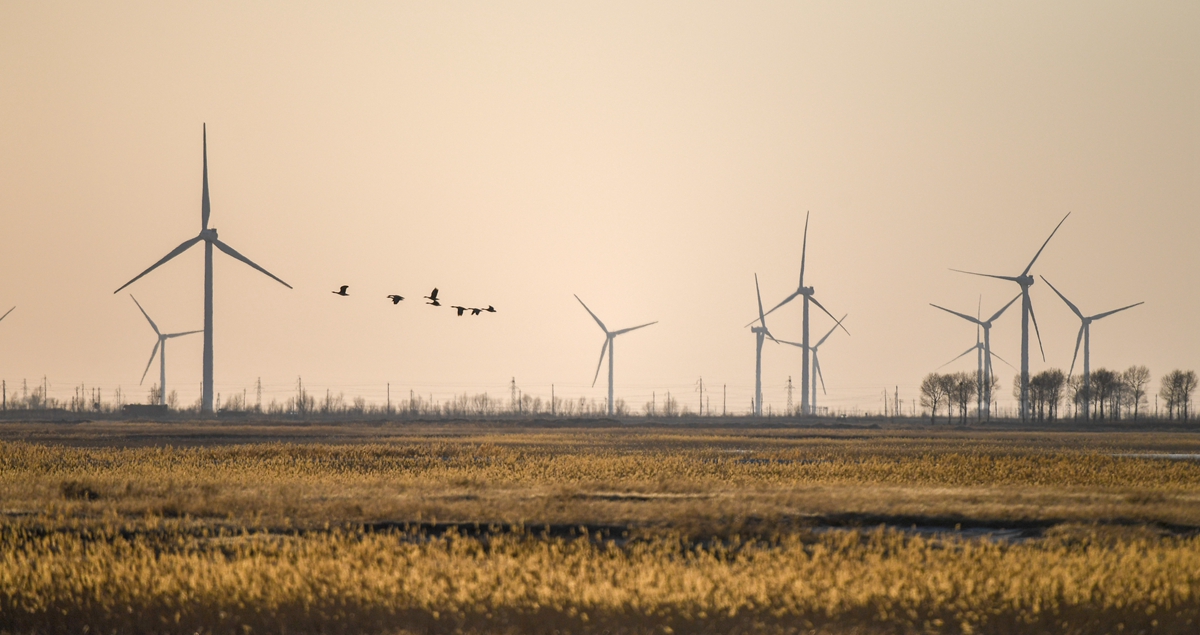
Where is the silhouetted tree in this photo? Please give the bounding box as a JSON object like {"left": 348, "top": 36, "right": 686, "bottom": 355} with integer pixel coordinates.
{"left": 1161, "top": 370, "right": 1198, "bottom": 421}
{"left": 1122, "top": 366, "right": 1151, "bottom": 421}
{"left": 1029, "top": 369, "right": 1065, "bottom": 421}
{"left": 949, "top": 372, "right": 975, "bottom": 423}
{"left": 920, "top": 373, "right": 947, "bottom": 424}
{"left": 1091, "top": 368, "right": 1118, "bottom": 420}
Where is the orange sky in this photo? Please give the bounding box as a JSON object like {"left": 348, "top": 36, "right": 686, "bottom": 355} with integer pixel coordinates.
{"left": 1, "top": 1, "right": 1196, "bottom": 413}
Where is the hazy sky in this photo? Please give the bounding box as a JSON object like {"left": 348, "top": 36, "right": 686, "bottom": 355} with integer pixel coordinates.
{"left": 1, "top": 1, "right": 1196, "bottom": 413}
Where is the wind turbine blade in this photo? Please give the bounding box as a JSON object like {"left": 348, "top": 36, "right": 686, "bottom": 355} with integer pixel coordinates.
{"left": 938, "top": 346, "right": 978, "bottom": 370}
{"left": 1022, "top": 212, "right": 1070, "bottom": 276}
{"left": 930, "top": 303, "right": 983, "bottom": 326}
{"left": 775, "top": 339, "right": 805, "bottom": 349}
{"left": 814, "top": 353, "right": 827, "bottom": 395}
{"left": 202, "top": 124, "right": 210, "bottom": 231}
{"left": 1068, "top": 324, "right": 1084, "bottom": 377}
{"left": 1039, "top": 276, "right": 1083, "bottom": 319}
{"left": 613, "top": 321, "right": 658, "bottom": 336}
{"left": 129, "top": 295, "right": 161, "bottom": 336}
{"left": 1028, "top": 300, "right": 1046, "bottom": 362}
{"left": 987, "top": 293, "right": 1023, "bottom": 324}
{"left": 212, "top": 239, "right": 292, "bottom": 289}
{"left": 114, "top": 236, "right": 203, "bottom": 293}
{"left": 762, "top": 328, "right": 779, "bottom": 344}
{"left": 591, "top": 338, "right": 608, "bottom": 387}
{"left": 815, "top": 313, "right": 848, "bottom": 348}
{"left": 0, "top": 306, "right": 14, "bottom": 323}
{"left": 1091, "top": 301, "right": 1144, "bottom": 321}
{"left": 574, "top": 295, "right": 608, "bottom": 333}
{"left": 950, "top": 269, "right": 1022, "bottom": 283}
{"left": 809, "top": 296, "right": 850, "bottom": 336}
{"left": 755, "top": 273, "right": 766, "bottom": 326}
{"left": 798, "top": 211, "right": 809, "bottom": 287}
{"left": 750, "top": 290, "right": 800, "bottom": 326}
{"left": 140, "top": 340, "right": 160, "bottom": 385}
{"left": 164, "top": 329, "right": 204, "bottom": 338}
{"left": 988, "top": 349, "right": 1016, "bottom": 371}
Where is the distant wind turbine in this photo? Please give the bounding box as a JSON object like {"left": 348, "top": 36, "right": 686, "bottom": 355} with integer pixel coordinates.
{"left": 930, "top": 294, "right": 1020, "bottom": 419}
{"left": 748, "top": 274, "right": 779, "bottom": 417}
{"left": 575, "top": 295, "right": 657, "bottom": 417}
{"left": 952, "top": 212, "right": 1069, "bottom": 420}
{"left": 1041, "top": 276, "right": 1143, "bottom": 421}
{"left": 751, "top": 212, "right": 848, "bottom": 416}
{"left": 114, "top": 125, "right": 292, "bottom": 413}
{"left": 776, "top": 314, "right": 846, "bottom": 416}
{"left": 130, "top": 295, "right": 201, "bottom": 406}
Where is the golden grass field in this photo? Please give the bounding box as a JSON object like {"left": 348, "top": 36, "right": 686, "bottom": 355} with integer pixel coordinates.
{"left": 2, "top": 420, "right": 1200, "bottom": 633}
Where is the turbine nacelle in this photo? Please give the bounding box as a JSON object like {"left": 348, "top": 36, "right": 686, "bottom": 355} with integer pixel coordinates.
{"left": 800, "top": 286, "right": 815, "bottom": 296}
{"left": 200, "top": 228, "right": 218, "bottom": 241}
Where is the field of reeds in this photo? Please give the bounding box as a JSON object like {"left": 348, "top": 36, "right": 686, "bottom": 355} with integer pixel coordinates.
{"left": 2, "top": 421, "right": 1200, "bottom": 633}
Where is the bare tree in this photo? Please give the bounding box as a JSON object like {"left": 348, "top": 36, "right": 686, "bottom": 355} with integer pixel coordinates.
{"left": 1162, "top": 370, "right": 1198, "bottom": 421}
{"left": 1090, "top": 368, "right": 1118, "bottom": 420}
{"left": 1122, "top": 366, "right": 1151, "bottom": 421}
{"left": 950, "top": 372, "right": 975, "bottom": 423}
{"left": 1030, "top": 369, "right": 1065, "bottom": 421}
{"left": 920, "top": 373, "right": 947, "bottom": 424}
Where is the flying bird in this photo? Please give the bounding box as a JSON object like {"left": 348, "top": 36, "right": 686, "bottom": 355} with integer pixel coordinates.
{"left": 424, "top": 288, "right": 440, "bottom": 306}
{"left": 484, "top": 305, "right": 496, "bottom": 313}
{"left": 469, "top": 308, "right": 482, "bottom": 316}
{"left": 386, "top": 295, "right": 404, "bottom": 304}
{"left": 451, "top": 305, "right": 467, "bottom": 316}
{"left": 332, "top": 285, "right": 349, "bottom": 296}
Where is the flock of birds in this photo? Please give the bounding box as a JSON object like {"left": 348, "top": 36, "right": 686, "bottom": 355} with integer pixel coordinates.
{"left": 332, "top": 286, "right": 496, "bottom": 317}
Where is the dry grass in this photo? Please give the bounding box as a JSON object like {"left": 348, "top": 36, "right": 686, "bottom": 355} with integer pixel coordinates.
{"left": 2, "top": 422, "right": 1200, "bottom": 633}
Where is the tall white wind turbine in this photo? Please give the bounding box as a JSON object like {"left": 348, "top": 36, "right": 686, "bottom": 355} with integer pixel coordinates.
{"left": 575, "top": 295, "right": 657, "bottom": 417}
{"left": 130, "top": 295, "right": 202, "bottom": 406}
{"left": 930, "top": 294, "right": 1020, "bottom": 419}
{"left": 1041, "top": 276, "right": 1143, "bottom": 421}
{"left": 777, "top": 314, "right": 846, "bottom": 416}
{"left": 114, "top": 125, "right": 292, "bottom": 413}
{"left": 752, "top": 212, "right": 848, "bottom": 415}
{"left": 749, "top": 274, "right": 779, "bottom": 417}
{"left": 952, "top": 213, "right": 1069, "bottom": 420}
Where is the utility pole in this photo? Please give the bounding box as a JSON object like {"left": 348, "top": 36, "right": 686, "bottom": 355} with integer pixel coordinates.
{"left": 510, "top": 377, "right": 517, "bottom": 413}
{"left": 696, "top": 377, "right": 704, "bottom": 416}
{"left": 387, "top": 383, "right": 391, "bottom": 415}
{"left": 786, "top": 377, "right": 793, "bottom": 415}
{"left": 2, "top": 380, "right": 5, "bottom": 410}
{"left": 256, "top": 378, "right": 262, "bottom": 413}
{"left": 551, "top": 384, "right": 555, "bottom": 416}
{"left": 723, "top": 384, "right": 726, "bottom": 416}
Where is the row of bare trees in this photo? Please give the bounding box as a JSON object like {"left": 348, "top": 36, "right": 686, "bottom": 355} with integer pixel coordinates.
{"left": 920, "top": 366, "right": 1197, "bottom": 423}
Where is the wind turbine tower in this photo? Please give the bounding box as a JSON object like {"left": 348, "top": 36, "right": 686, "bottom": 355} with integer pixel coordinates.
{"left": 953, "top": 213, "right": 1069, "bottom": 420}
{"left": 754, "top": 212, "right": 848, "bottom": 415}
{"left": 1041, "top": 276, "right": 1143, "bottom": 421}
{"left": 575, "top": 295, "right": 657, "bottom": 417}
{"left": 130, "top": 295, "right": 202, "bottom": 406}
{"left": 777, "top": 314, "right": 846, "bottom": 417}
{"left": 115, "top": 125, "right": 292, "bottom": 413}
{"left": 749, "top": 274, "right": 778, "bottom": 417}
{"left": 930, "top": 294, "right": 1020, "bottom": 419}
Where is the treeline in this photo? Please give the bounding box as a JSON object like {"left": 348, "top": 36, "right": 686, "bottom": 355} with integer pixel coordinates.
{"left": 919, "top": 366, "right": 1197, "bottom": 423}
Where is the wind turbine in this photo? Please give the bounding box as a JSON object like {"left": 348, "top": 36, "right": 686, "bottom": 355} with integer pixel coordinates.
{"left": 114, "top": 125, "right": 291, "bottom": 413}
{"left": 130, "top": 295, "right": 201, "bottom": 406}
{"left": 930, "top": 294, "right": 1020, "bottom": 419}
{"left": 752, "top": 212, "right": 849, "bottom": 415}
{"left": 575, "top": 295, "right": 657, "bottom": 417}
{"left": 952, "top": 212, "right": 1069, "bottom": 420}
{"left": 748, "top": 274, "right": 779, "bottom": 417}
{"left": 776, "top": 314, "right": 846, "bottom": 417}
{"left": 1041, "top": 276, "right": 1143, "bottom": 421}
